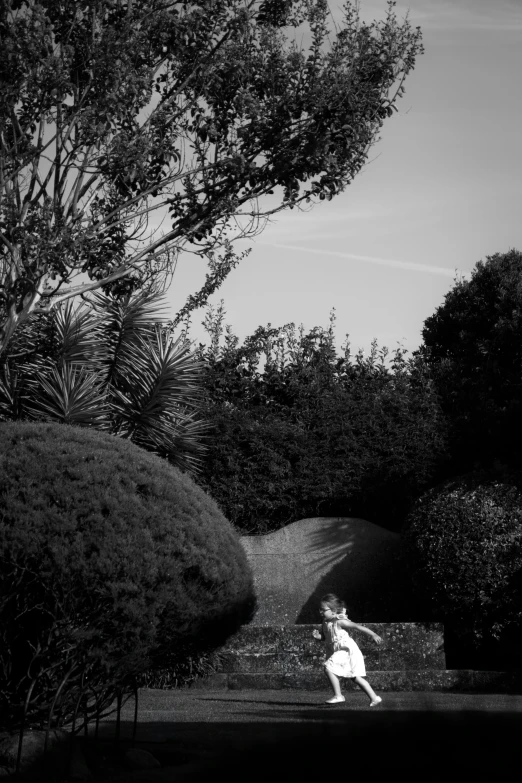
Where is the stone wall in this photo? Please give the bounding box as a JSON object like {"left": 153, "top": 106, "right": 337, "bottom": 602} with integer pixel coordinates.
{"left": 197, "top": 623, "right": 473, "bottom": 691}
{"left": 215, "top": 623, "right": 446, "bottom": 673}
{"left": 240, "top": 517, "right": 419, "bottom": 625}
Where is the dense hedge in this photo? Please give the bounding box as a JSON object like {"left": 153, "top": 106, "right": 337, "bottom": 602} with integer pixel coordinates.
{"left": 0, "top": 422, "right": 255, "bottom": 730}
{"left": 195, "top": 317, "right": 447, "bottom": 533}
{"left": 404, "top": 472, "right": 522, "bottom": 661}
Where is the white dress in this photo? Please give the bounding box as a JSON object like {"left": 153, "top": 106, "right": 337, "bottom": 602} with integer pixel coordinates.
{"left": 323, "top": 618, "right": 366, "bottom": 678}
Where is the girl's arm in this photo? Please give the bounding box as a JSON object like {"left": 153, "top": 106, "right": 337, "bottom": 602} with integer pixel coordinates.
{"left": 312, "top": 623, "right": 325, "bottom": 640}
{"left": 338, "top": 619, "right": 383, "bottom": 644}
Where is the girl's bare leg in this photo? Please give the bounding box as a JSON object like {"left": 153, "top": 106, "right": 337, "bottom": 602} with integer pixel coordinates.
{"left": 325, "top": 669, "right": 343, "bottom": 697}
{"left": 353, "top": 676, "right": 380, "bottom": 703}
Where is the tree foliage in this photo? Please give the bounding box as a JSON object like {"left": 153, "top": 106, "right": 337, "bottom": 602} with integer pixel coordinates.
{"left": 419, "top": 249, "right": 522, "bottom": 473}
{"left": 0, "top": 289, "right": 207, "bottom": 472}
{"left": 404, "top": 471, "right": 522, "bottom": 660}
{"left": 193, "top": 306, "right": 446, "bottom": 532}
{"left": 0, "top": 0, "right": 423, "bottom": 352}
{"left": 0, "top": 421, "right": 255, "bottom": 731}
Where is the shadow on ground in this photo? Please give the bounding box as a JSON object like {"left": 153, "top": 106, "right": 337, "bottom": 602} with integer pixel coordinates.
{"left": 89, "top": 706, "right": 521, "bottom": 781}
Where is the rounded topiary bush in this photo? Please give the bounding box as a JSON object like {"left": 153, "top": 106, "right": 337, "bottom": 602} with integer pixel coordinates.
{"left": 0, "top": 422, "right": 255, "bottom": 730}
{"left": 404, "top": 472, "right": 522, "bottom": 664}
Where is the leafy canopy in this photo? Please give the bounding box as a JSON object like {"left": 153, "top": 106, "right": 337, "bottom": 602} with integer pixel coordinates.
{"left": 419, "top": 249, "right": 522, "bottom": 472}
{"left": 0, "top": 0, "right": 423, "bottom": 351}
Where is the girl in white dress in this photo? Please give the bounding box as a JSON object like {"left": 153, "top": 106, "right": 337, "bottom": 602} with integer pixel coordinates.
{"left": 312, "top": 593, "right": 383, "bottom": 706}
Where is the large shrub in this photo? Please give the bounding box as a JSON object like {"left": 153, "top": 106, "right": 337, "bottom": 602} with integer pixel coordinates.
{"left": 404, "top": 472, "right": 522, "bottom": 661}
{"left": 0, "top": 422, "right": 255, "bottom": 731}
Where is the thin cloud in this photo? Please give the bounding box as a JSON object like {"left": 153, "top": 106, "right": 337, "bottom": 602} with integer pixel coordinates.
{"left": 261, "top": 241, "right": 462, "bottom": 278}
{"left": 351, "top": 0, "right": 522, "bottom": 32}
{"left": 398, "top": 0, "right": 522, "bottom": 31}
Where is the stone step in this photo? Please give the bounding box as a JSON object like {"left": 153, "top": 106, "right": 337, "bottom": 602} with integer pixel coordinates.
{"left": 192, "top": 669, "right": 522, "bottom": 693}
{"left": 212, "top": 623, "right": 446, "bottom": 672}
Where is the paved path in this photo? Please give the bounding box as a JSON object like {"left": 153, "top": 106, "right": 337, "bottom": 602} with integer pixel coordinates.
{"left": 90, "top": 689, "right": 522, "bottom": 781}
{"left": 121, "top": 687, "right": 522, "bottom": 720}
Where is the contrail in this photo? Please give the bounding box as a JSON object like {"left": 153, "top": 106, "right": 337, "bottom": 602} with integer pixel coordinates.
{"left": 260, "top": 242, "right": 460, "bottom": 278}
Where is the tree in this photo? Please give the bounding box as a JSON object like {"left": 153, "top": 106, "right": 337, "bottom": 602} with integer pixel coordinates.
{"left": 0, "top": 421, "right": 255, "bottom": 731}
{"left": 194, "top": 306, "right": 446, "bottom": 532}
{"left": 419, "top": 249, "right": 522, "bottom": 472}
{"left": 0, "top": 288, "right": 207, "bottom": 472}
{"left": 0, "top": 0, "right": 423, "bottom": 352}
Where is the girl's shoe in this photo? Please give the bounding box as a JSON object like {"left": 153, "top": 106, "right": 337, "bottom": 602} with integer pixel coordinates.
{"left": 325, "top": 695, "right": 345, "bottom": 704}
{"left": 369, "top": 697, "right": 382, "bottom": 707}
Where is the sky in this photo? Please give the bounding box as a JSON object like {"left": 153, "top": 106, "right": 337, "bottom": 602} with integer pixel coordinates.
{"left": 164, "top": 0, "right": 522, "bottom": 355}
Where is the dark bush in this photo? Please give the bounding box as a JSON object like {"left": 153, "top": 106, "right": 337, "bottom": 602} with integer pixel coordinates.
{"left": 196, "top": 312, "right": 447, "bottom": 533}
{"left": 404, "top": 471, "right": 522, "bottom": 665}
{"left": 419, "top": 249, "right": 522, "bottom": 473}
{"left": 0, "top": 422, "right": 255, "bottom": 731}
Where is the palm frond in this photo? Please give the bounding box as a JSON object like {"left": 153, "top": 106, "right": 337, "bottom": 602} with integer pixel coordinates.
{"left": 107, "top": 326, "right": 208, "bottom": 472}
{"left": 110, "top": 328, "right": 203, "bottom": 433}
{"left": 132, "top": 409, "right": 210, "bottom": 475}
{"left": 25, "top": 363, "right": 110, "bottom": 427}
{"left": 0, "top": 365, "right": 19, "bottom": 421}
{"left": 88, "top": 290, "right": 168, "bottom": 388}
{"left": 3, "top": 311, "right": 58, "bottom": 370}
{"left": 52, "top": 300, "right": 108, "bottom": 371}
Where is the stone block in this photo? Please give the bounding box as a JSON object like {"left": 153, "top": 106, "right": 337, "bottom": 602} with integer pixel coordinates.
{"left": 470, "top": 670, "right": 522, "bottom": 693}
{"left": 190, "top": 668, "right": 522, "bottom": 692}
{"left": 216, "top": 623, "right": 446, "bottom": 671}
{"left": 218, "top": 652, "right": 324, "bottom": 674}
{"left": 220, "top": 670, "right": 469, "bottom": 691}
{"left": 363, "top": 671, "right": 412, "bottom": 691}
{"left": 379, "top": 651, "right": 444, "bottom": 670}
{"left": 407, "top": 669, "right": 474, "bottom": 691}
{"left": 222, "top": 653, "right": 279, "bottom": 674}
{"left": 222, "top": 625, "right": 284, "bottom": 654}
{"left": 281, "top": 672, "right": 327, "bottom": 690}
{"left": 358, "top": 623, "right": 445, "bottom": 669}
{"left": 282, "top": 627, "right": 317, "bottom": 653}
{"left": 359, "top": 650, "right": 380, "bottom": 670}
{"left": 241, "top": 517, "right": 418, "bottom": 625}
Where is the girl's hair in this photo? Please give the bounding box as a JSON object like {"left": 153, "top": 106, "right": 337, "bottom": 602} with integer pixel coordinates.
{"left": 320, "top": 593, "right": 345, "bottom": 613}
